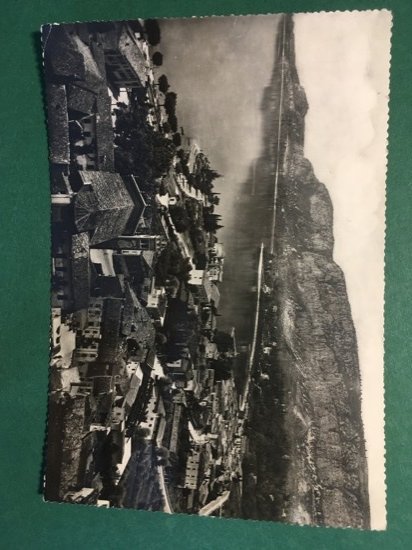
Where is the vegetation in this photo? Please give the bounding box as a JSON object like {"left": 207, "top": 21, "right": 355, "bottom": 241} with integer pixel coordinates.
{"left": 158, "top": 74, "right": 170, "bottom": 93}
{"left": 169, "top": 205, "right": 190, "bottom": 232}
{"left": 114, "top": 104, "right": 175, "bottom": 180}
{"left": 144, "top": 19, "right": 161, "bottom": 46}
{"left": 152, "top": 52, "right": 164, "bottom": 67}
{"left": 155, "top": 242, "right": 192, "bottom": 285}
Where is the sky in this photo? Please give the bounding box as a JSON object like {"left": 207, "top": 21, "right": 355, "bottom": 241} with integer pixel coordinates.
{"left": 160, "top": 11, "right": 390, "bottom": 530}
{"left": 159, "top": 15, "right": 279, "bottom": 231}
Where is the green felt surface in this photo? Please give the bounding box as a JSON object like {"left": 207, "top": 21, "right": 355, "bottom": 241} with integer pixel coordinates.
{"left": 0, "top": 0, "right": 410, "bottom": 548}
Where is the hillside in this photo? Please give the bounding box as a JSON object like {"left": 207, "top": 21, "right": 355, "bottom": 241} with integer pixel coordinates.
{"left": 240, "top": 15, "right": 370, "bottom": 529}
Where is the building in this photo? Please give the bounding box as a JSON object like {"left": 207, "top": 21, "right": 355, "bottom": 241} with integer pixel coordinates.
{"left": 98, "top": 298, "right": 123, "bottom": 362}
{"left": 145, "top": 279, "right": 167, "bottom": 327}
{"left": 166, "top": 357, "right": 191, "bottom": 373}
{"left": 65, "top": 487, "right": 99, "bottom": 505}
{"left": 73, "top": 341, "right": 99, "bottom": 371}
{"left": 52, "top": 232, "right": 90, "bottom": 313}
{"left": 189, "top": 270, "right": 220, "bottom": 307}
{"left": 73, "top": 171, "right": 137, "bottom": 246}
{"left": 205, "top": 342, "right": 219, "bottom": 360}
{"left": 139, "top": 386, "right": 166, "bottom": 444}
{"left": 189, "top": 270, "right": 204, "bottom": 286}
{"left": 81, "top": 298, "right": 104, "bottom": 340}
{"left": 126, "top": 359, "right": 141, "bottom": 378}
{"left": 44, "top": 25, "right": 115, "bottom": 172}
{"left": 184, "top": 450, "right": 201, "bottom": 490}
{"left": 92, "top": 233, "right": 165, "bottom": 253}
{"left": 102, "top": 24, "right": 148, "bottom": 90}
{"left": 124, "top": 368, "right": 144, "bottom": 409}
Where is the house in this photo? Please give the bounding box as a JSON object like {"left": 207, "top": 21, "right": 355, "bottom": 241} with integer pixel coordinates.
{"left": 81, "top": 298, "right": 104, "bottom": 340}
{"left": 51, "top": 308, "right": 62, "bottom": 359}
{"left": 98, "top": 298, "right": 123, "bottom": 362}
{"left": 183, "top": 450, "right": 202, "bottom": 490}
{"left": 166, "top": 357, "right": 191, "bottom": 373}
{"left": 126, "top": 359, "right": 141, "bottom": 378}
{"left": 92, "top": 375, "right": 115, "bottom": 395}
{"left": 125, "top": 371, "right": 154, "bottom": 436}
{"left": 205, "top": 342, "right": 219, "bottom": 360}
{"left": 92, "top": 274, "right": 125, "bottom": 298}
{"left": 52, "top": 232, "right": 90, "bottom": 313}
{"left": 65, "top": 487, "right": 99, "bottom": 505}
{"left": 120, "top": 283, "right": 156, "bottom": 351}
{"left": 73, "top": 341, "right": 99, "bottom": 370}
{"left": 69, "top": 92, "right": 115, "bottom": 172}
{"left": 138, "top": 386, "right": 166, "bottom": 443}
{"left": 189, "top": 269, "right": 204, "bottom": 286}
{"left": 146, "top": 279, "right": 167, "bottom": 327}
{"left": 46, "top": 84, "right": 70, "bottom": 166}
{"left": 189, "top": 270, "right": 220, "bottom": 308}
{"left": 207, "top": 261, "right": 224, "bottom": 284}
{"left": 73, "top": 171, "right": 137, "bottom": 246}
{"left": 102, "top": 24, "right": 148, "bottom": 90}
{"left": 92, "top": 234, "right": 164, "bottom": 254}
{"left": 167, "top": 400, "right": 184, "bottom": 454}
{"left": 86, "top": 362, "right": 121, "bottom": 378}
{"left": 43, "top": 25, "right": 115, "bottom": 172}
{"left": 124, "top": 368, "right": 144, "bottom": 408}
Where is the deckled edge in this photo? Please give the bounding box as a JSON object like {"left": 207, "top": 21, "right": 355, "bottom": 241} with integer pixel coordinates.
{"left": 38, "top": 9, "right": 392, "bottom": 532}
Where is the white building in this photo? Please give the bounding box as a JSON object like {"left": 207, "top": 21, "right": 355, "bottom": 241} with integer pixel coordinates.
{"left": 184, "top": 450, "right": 201, "bottom": 490}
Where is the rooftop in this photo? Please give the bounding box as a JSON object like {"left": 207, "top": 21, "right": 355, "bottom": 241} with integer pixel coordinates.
{"left": 74, "top": 171, "right": 136, "bottom": 245}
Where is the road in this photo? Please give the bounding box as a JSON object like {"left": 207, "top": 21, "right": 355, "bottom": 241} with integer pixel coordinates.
{"left": 157, "top": 465, "right": 173, "bottom": 514}
{"left": 198, "top": 491, "right": 230, "bottom": 516}
{"left": 240, "top": 242, "right": 264, "bottom": 412}
{"left": 269, "top": 14, "right": 287, "bottom": 255}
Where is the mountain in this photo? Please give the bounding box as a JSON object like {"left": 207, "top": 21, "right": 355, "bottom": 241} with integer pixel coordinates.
{"left": 233, "top": 15, "right": 370, "bottom": 529}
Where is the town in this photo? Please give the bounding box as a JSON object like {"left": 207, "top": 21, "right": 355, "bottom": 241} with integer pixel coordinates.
{"left": 44, "top": 19, "right": 248, "bottom": 516}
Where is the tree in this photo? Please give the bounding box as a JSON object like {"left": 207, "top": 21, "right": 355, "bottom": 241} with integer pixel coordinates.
{"left": 170, "top": 205, "right": 190, "bottom": 232}
{"left": 145, "top": 19, "right": 161, "bottom": 46}
{"left": 214, "top": 330, "right": 234, "bottom": 353}
{"left": 168, "top": 114, "right": 178, "bottom": 133}
{"left": 155, "top": 332, "right": 168, "bottom": 346}
{"left": 134, "top": 426, "right": 150, "bottom": 439}
{"left": 162, "top": 121, "right": 171, "bottom": 134}
{"left": 172, "top": 133, "right": 182, "bottom": 147}
{"left": 203, "top": 212, "right": 223, "bottom": 232}
{"left": 152, "top": 52, "right": 164, "bottom": 67}
{"left": 158, "top": 74, "right": 170, "bottom": 93}
{"left": 164, "top": 92, "right": 177, "bottom": 115}
{"left": 211, "top": 357, "right": 233, "bottom": 381}
{"left": 152, "top": 132, "right": 176, "bottom": 177}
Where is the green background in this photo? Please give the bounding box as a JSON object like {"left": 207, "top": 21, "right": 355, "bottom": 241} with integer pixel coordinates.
{"left": 0, "top": 0, "right": 410, "bottom": 548}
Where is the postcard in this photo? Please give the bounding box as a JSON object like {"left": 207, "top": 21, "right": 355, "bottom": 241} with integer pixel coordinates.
{"left": 44, "top": 10, "right": 390, "bottom": 529}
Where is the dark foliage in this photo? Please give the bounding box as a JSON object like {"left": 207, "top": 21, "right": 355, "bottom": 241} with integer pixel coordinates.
{"left": 158, "top": 74, "right": 170, "bottom": 94}
{"left": 152, "top": 52, "right": 163, "bottom": 67}
{"left": 144, "top": 19, "right": 161, "bottom": 46}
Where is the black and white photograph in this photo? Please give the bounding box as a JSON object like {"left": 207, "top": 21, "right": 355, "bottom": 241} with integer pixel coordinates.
{"left": 44, "top": 10, "right": 390, "bottom": 530}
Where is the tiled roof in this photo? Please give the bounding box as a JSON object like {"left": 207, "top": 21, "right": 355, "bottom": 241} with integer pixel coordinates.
{"left": 66, "top": 84, "right": 96, "bottom": 116}
{"left": 71, "top": 233, "right": 90, "bottom": 310}
{"left": 98, "top": 298, "right": 123, "bottom": 362}
{"left": 43, "top": 26, "right": 104, "bottom": 91}
{"left": 95, "top": 275, "right": 125, "bottom": 299}
{"left": 94, "top": 92, "right": 115, "bottom": 172}
{"left": 46, "top": 84, "right": 70, "bottom": 165}
{"left": 74, "top": 171, "right": 135, "bottom": 245}
{"left": 121, "top": 283, "right": 155, "bottom": 346}
{"left": 117, "top": 28, "right": 148, "bottom": 85}
{"left": 92, "top": 375, "right": 114, "bottom": 395}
